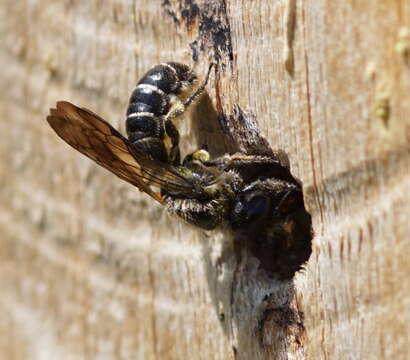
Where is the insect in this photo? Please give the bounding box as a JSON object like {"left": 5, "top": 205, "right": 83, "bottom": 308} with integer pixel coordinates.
{"left": 47, "top": 62, "right": 310, "bottom": 273}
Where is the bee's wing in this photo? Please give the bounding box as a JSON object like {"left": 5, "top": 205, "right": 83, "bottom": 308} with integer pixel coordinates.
{"left": 46, "top": 101, "right": 197, "bottom": 204}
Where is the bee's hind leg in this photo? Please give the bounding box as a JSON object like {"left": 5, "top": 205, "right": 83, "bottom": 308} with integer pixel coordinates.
{"left": 164, "top": 64, "right": 215, "bottom": 165}
{"left": 165, "top": 119, "right": 181, "bottom": 165}
{"left": 164, "top": 63, "right": 215, "bottom": 122}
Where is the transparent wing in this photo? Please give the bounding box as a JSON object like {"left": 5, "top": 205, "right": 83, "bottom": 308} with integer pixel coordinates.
{"left": 46, "top": 101, "right": 198, "bottom": 204}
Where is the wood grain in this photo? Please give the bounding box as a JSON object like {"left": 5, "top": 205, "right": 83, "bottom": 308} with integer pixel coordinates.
{"left": 1, "top": 0, "right": 409, "bottom": 359}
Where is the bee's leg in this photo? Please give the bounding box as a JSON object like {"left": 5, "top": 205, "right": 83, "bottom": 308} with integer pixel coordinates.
{"left": 164, "top": 63, "right": 215, "bottom": 122}
{"left": 202, "top": 154, "right": 232, "bottom": 168}
{"left": 164, "top": 64, "right": 214, "bottom": 165}
{"left": 164, "top": 97, "right": 185, "bottom": 122}
{"left": 165, "top": 119, "right": 181, "bottom": 165}
{"left": 182, "top": 62, "right": 214, "bottom": 109}
{"left": 167, "top": 197, "right": 225, "bottom": 230}
{"left": 272, "top": 189, "right": 295, "bottom": 214}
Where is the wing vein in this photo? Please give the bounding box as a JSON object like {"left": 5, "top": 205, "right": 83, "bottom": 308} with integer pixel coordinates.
{"left": 46, "top": 101, "right": 197, "bottom": 204}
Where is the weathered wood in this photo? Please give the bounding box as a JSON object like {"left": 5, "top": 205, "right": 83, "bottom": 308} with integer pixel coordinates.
{"left": 1, "top": 0, "right": 409, "bottom": 359}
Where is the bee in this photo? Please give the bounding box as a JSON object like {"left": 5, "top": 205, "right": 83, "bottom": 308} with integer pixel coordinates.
{"left": 47, "top": 62, "right": 311, "bottom": 276}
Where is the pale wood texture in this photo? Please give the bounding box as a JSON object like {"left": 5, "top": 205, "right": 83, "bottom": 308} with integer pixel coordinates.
{"left": 1, "top": 1, "right": 410, "bottom": 359}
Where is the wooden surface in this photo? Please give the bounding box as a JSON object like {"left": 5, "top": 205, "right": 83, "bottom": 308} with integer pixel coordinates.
{"left": 1, "top": 0, "right": 410, "bottom": 359}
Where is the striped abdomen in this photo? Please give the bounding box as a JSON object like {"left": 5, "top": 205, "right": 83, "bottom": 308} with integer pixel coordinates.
{"left": 126, "top": 62, "right": 197, "bottom": 163}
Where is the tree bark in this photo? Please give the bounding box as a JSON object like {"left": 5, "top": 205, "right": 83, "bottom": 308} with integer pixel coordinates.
{"left": 1, "top": 0, "right": 409, "bottom": 359}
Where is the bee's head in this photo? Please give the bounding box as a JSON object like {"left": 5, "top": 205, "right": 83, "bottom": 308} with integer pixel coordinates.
{"left": 229, "top": 182, "right": 312, "bottom": 279}
{"left": 229, "top": 183, "right": 301, "bottom": 229}
{"left": 230, "top": 193, "right": 271, "bottom": 228}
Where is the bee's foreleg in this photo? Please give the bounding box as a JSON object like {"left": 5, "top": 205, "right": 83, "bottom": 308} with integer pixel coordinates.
{"left": 182, "top": 62, "right": 214, "bottom": 109}
{"left": 164, "top": 63, "right": 214, "bottom": 122}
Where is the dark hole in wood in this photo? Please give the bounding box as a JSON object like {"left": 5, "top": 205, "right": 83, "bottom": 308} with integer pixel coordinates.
{"left": 231, "top": 157, "right": 313, "bottom": 279}
{"left": 193, "top": 99, "right": 313, "bottom": 279}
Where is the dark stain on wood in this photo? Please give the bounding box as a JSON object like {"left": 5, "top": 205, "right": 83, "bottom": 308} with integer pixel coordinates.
{"left": 161, "top": 0, "right": 234, "bottom": 68}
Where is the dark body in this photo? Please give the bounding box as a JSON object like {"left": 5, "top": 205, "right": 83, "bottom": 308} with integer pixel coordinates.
{"left": 126, "top": 62, "right": 197, "bottom": 164}
{"left": 47, "top": 62, "right": 312, "bottom": 278}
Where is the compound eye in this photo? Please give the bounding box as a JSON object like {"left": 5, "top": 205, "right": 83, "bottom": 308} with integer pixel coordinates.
{"left": 231, "top": 196, "right": 270, "bottom": 228}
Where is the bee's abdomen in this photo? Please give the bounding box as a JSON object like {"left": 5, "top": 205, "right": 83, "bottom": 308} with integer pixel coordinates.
{"left": 126, "top": 62, "right": 196, "bottom": 163}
